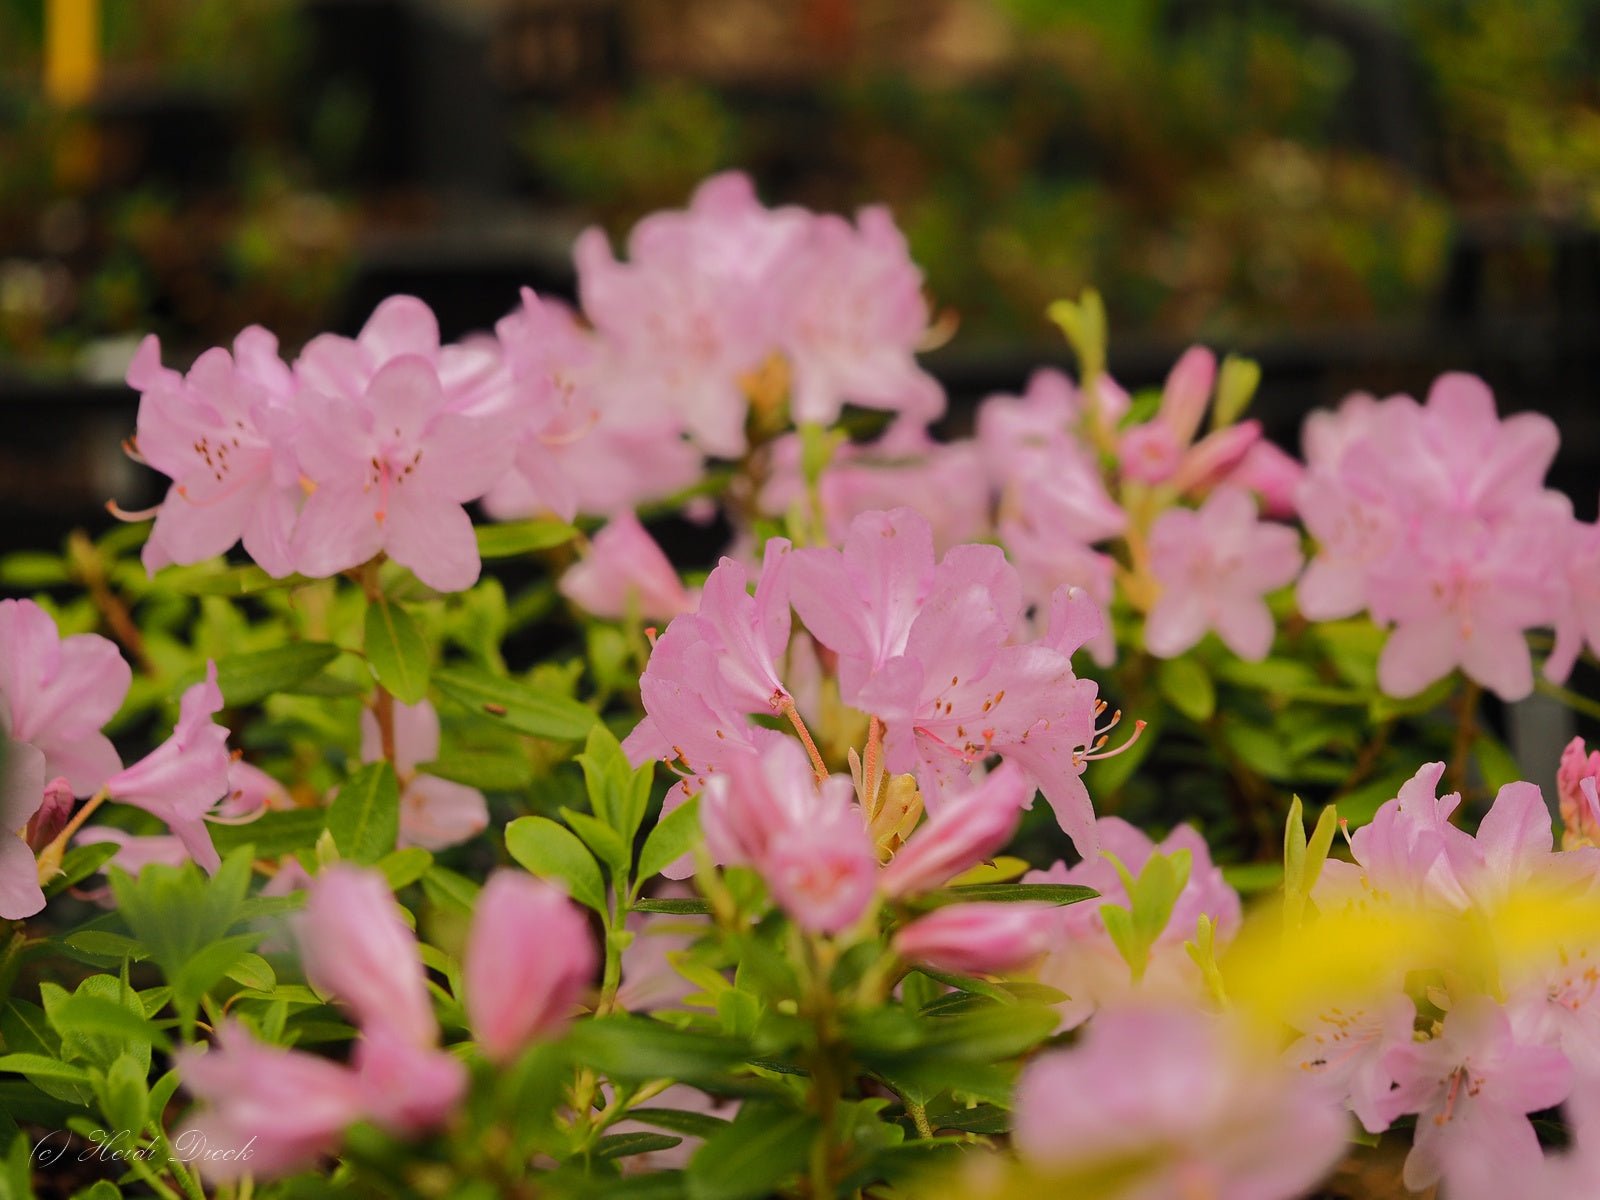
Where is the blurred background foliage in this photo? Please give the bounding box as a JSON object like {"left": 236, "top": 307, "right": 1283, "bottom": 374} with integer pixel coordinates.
{"left": 1, "top": 0, "right": 1597, "bottom": 372}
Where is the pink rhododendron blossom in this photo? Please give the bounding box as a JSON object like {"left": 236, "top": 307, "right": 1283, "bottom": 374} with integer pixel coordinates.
{"left": 75, "top": 827, "right": 191, "bottom": 877}
{"left": 1296, "top": 375, "right": 1570, "bottom": 701}
{"left": 760, "top": 792, "right": 878, "bottom": 935}
{"left": 1144, "top": 486, "right": 1302, "bottom": 661}
{"left": 758, "top": 422, "right": 989, "bottom": 554}
{"left": 219, "top": 759, "right": 292, "bottom": 820}
{"left": 1286, "top": 994, "right": 1419, "bottom": 1133}
{"left": 616, "top": 900, "right": 707, "bottom": 1012}
{"left": 0, "top": 598, "right": 129, "bottom": 796}
{"left": 894, "top": 902, "right": 1055, "bottom": 975}
{"left": 124, "top": 328, "right": 303, "bottom": 576}
{"left": 1379, "top": 995, "right": 1571, "bottom": 1195}
{"left": 1557, "top": 736, "right": 1600, "bottom": 849}
{"left": 464, "top": 870, "right": 597, "bottom": 1062}
{"left": 296, "top": 865, "right": 437, "bottom": 1049}
{"left": 177, "top": 1021, "right": 367, "bottom": 1182}
{"left": 104, "top": 662, "right": 230, "bottom": 873}
{"left": 1013, "top": 1005, "right": 1349, "bottom": 1199}
{"left": 576, "top": 172, "right": 804, "bottom": 457}
{"left": 1030, "top": 817, "right": 1242, "bottom": 1028}
{"left": 1222, "top": 439, "right": 1304, "bottom": 518}
{"left": 559, "top": 510, "right": 692, "bottom": 623}
{"left": 772, "top": 206, "right": 944, "bottom": 427}
{"left": 791, "top": 508, "right": 1112, "bottom": 857}
{"left": 879, "top": 765, "right": 1032, "bottom": 898}
{"left": 290, "top": 354, "right": 518, "bottom": 592}
{"left": 359, "top": 699, "right": 487, "bottom": 851}
{"left": 1548, "top": 514, "right": 1600, "bottom": 684}
{"left": 0, "top": 735, "right": 46, "bottom": 919}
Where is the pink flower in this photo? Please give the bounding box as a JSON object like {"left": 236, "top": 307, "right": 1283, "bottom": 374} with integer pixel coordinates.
{"left": 296, "top": 865, "right": 437, "bottom": 1049}
{"left": 359, "top": 699, "right": 487, "bottom": 852}
{"left": 771, "top": 206, "right": 944, "bottom": 428}
{"left": 576, "top": 172, "right": 806, "bottom": 457}
{"left": 1558, "top": 737, "right": 1600, "bottom": 849}
{"left": 22, "top": 775, "right": 73, "bottom": 852}
{"left": 123, "top": 328, "right": 303, "bottom": 577}
{"left": 1297, "top": 375, "right": 1569, "bottom": 701}
{"left": 760, "top": 793, "right": 878, "bottom": 936}
{"left": 464, "top": 870, "right": 597, "bottom": 1063}
{"left": 0, "top": 737, "right": 46, "bottom": 918}
{"left": 791, "top": 509, "right": 1112, "bottom": 857}
{"left": 1547, "top": 516, "right": 1600, "bottom": 684}
{"left": 176, "top": 1020, "right": 367, "bottom": 1182}
{"left": 0, "top": 598, "right": 129, "bottom": 796}
{"left": 616, "top": 900, "right": 707, "bottom": 1012}
{"left": 1144, "top": 486, "right": 1303, "bottom": 661}
{"left": 74, "top": 828, "right": 192, "bottom": 876}
{"left": 1012, "top": 1005, "right": 1349, "bottom": 1199}
{"left": 1379, "top": 996, "right": 1571, "bottom": 1195}
{"left": 893, "top": 902, "right": 1056, "bottom": 975}
{"left": 879, "top": 765, "right": 1032, "bottom": 898}
{"left": 559, "top": 510, "right": 692, "bottom": 623}
{"left": 104, "top": 663, "right": 231, "bottom": 873}
{"left": 290, "top": 354, "right": 518, "bottom": 592}
{"left": 1221, "top": 439, "right": 1304, "bottom": 518}
{"left": 1286, "top": 994, "right": 1419, "bottom": 1134}
{"left": 350, "top": 1021, "right": 467, "bottom": 1135}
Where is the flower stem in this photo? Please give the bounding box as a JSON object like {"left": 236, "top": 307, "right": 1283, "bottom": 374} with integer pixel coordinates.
{"left": 778, "top": 696, "right": 829, "bottom": 783}
{"left": 34, "top": 788, "right": 108, "bottom": 883}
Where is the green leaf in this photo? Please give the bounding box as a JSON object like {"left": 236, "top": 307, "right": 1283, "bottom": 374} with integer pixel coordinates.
{"left": 172, "top": 934, "right": 263, "bottom": 1016}
{"left": 326, "top": 762, "right": 400, "bottom": 864}
{"left": 95, "top": 1053, "right": 149, "bottom": 1133}
{"left": 210, "top": 808, "right": 328, "bottom": 859}
{"left": 418, "top": 753, "right": 533, "bottom": 791}
{"left": 505, "top": 816, "right": 606, "bottom": 912}
{"left": 364, "top": 594, "right": 430, "bottom": 705}
{"left": 61, "top": 931, "right": 148, "bottom": 964}
{"left": 434, "top": 667, "right": 597, "bottom": 742}
{"left": 163, "top": 564, "right": 312, "bottom": 596}
{"left": 377, "top": 847, "right": 434, "bottom": 890}
{"left": 225, "top": 953, "right": 277, "bottom": 993}
{"left": 49, "top": 993, "right": 168, "bottom": 1056}
{"left": 638, "top": 796, "right": 702, "bottom": 884}
{"left": 43, "top": 841, "right": 121, "bottom": 897}
{"left": 176, "top": 642, "right": 343, "bottom": 707}
{"left": 420, "top": 866, "right": 480, "bottom": 917}
{"left": 1474, "top": 733, "right": 1523, "bottom": 793}
{"left": 927, "top": 883, "right": 1097, "bottom": 906}
{"left": 633, "top": 897, "right": 713, "bottom": 916}
{"left": 1212, "top": 353, "right": 1261, "bottom": 427}
{"left": 596, "top": 1132, "right": 684, "bottom": 1161}
{"left": 0, "top": 1055, "right": 90, "bottom": 1085}
{"left": 1155, "top": 656, "right": 1215, "bottom": 722}
{"left": 569, "top": 1016, "right": 751, "bottom": 1083}
{"left": 687, "top": 1104, "right": 815, "bottom": 1200}
{"left": 476, "top": 518, "right": 579, "bottom": 559}
{"left": 627, "top": 1108, "right": 732, "bottom": 1140}
{"left": 561, "top": 806, "right": 631, "bottom": 877}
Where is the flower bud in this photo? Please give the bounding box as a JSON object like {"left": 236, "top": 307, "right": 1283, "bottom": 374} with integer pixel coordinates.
{"left": 464, "top": 870, "right": 597, "bottom": 1062}
{"left": 894, "top": 902, "right": 1055, "bottom": 975}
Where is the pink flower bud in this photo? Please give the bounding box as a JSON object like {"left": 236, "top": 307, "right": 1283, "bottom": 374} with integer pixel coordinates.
{"left": 1170, "top": 419, "right": 1263, "bottom": 496}
{"left": 894, "top": 902, "right": 1056, "bottom": 975}
{"left": 1118, "top": 421, "right": 1184, "bottom": 484}
{"left": 464, "top": 870, "right": 597, "bottom": 1063}
{"left": 763, "top": 810, "right": 878, "bottom": 934}
{"left": 880, "top": 766, "right": 1030, "bottom": 898}
{"left": 1157, "top": 345, "right": 1217, "bottom": 445}
{"left": 1558, "top": 737, "right": 1600, "bottom": 849}
{"left": 296, "top": 866, "right": 438, "bottom": 1049}
{"left": 352, "top": 1021, "right": 468, "bottom": 1134}
{"left": 22, "top": 776, "right": 73, "bottom": 852}
{"left": 559, "top": 510, "right": 692, "bottom": 622}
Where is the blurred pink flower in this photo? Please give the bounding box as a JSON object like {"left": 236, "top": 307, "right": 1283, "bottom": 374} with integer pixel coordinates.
{"left": 879, "top": 765, "right": 1032, "bottom": 898}
{"left": 123, "top": 328, "right": 302, "bottom": 577}
{"left": 359, "top": 699, "right": 487, "bottom": 852}
{"left": 104, "top": 662, "right": 231, "bottom": 873}
{"left": 176, "top": 1021, "right": 367, "bottom": 1182}
{"left": 0, "top": 598, "right": 129, "bottom": 796}
{"left": 350, "top": 1021, "right": 467, "bottom": 1135}
{"left": 1558, "top": 737, "right": 1600, "bottom": 849}
{"left": 0, "top": 738, "right": 47, "bottom": 918}
{"left": 1013, "top": 1005, "right": 1348, "bottom": 1199}
{"left": 296, "top": 865, "right": 438, "bottom": 1049}
{"left": 559, "top": 510, "right": 692, "bottom": 623}
{"left": 464, "top": 870, "right": 597, "bottom": 1063}
{"left": 893, "top": 902, "right": 1055, "bottom": 975}
{"left": 1144, "top": 486, "right": 1302, "bottom": 661}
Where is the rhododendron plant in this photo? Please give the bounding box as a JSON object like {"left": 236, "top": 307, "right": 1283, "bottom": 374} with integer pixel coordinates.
{"left": 4, "top": 174, "right": 1600, "bottom": 1200}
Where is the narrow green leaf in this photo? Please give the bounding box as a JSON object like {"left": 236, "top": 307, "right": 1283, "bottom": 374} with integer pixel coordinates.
{"left": 435, "top": 667, "right": 597, "bottom": 742}
{"left": 365, "top": 594, "right": 430, "bottom": 704}
{"left": 595, "top": 1132, "right": 684, "bottom": 1161}
{"left": 210, "top": 808, "right": 328, "bottom": 859}
{"left": 687, "top": 1104, "right": 815, "bottom": 1200}
{"left": 1156, "top": 655, "right": 1215, "bottom": 722}
{"left": 561, "top": 806, "right": 631, "bottom": 876}
{"left": 627, "top": 1107, "right": 732, "bottom": 1140}
{"left": 633, "top": 897, "right": 713, "bottom": 916}
{"left": 928, "top": 883, "right": 1097, "bottom": 907}
{"left": 176, "top": 642, "right": 343, "bottom": 707}
{"left": 418, "top": 753, "right": 533, "bottom": 791}
{"left": 569, "top": 1016, "right": 750, "bottom": 1083}
{"left": 377, "top": 847, "right": 434, "bottom": 891}
{"left": 163, "top": 564, "right": 313, "bottom": 596}
{"left": 0, "top": 1055, "right": 90, "bottom": 1084}
{"left": 476, "top": 518, "right": 579, "bottom": 559}
{"left": 505, "top": 817, "right": 606, "bottom": 912}
{"left": 326, "top": 763, "right": 400, "bottom": 864}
